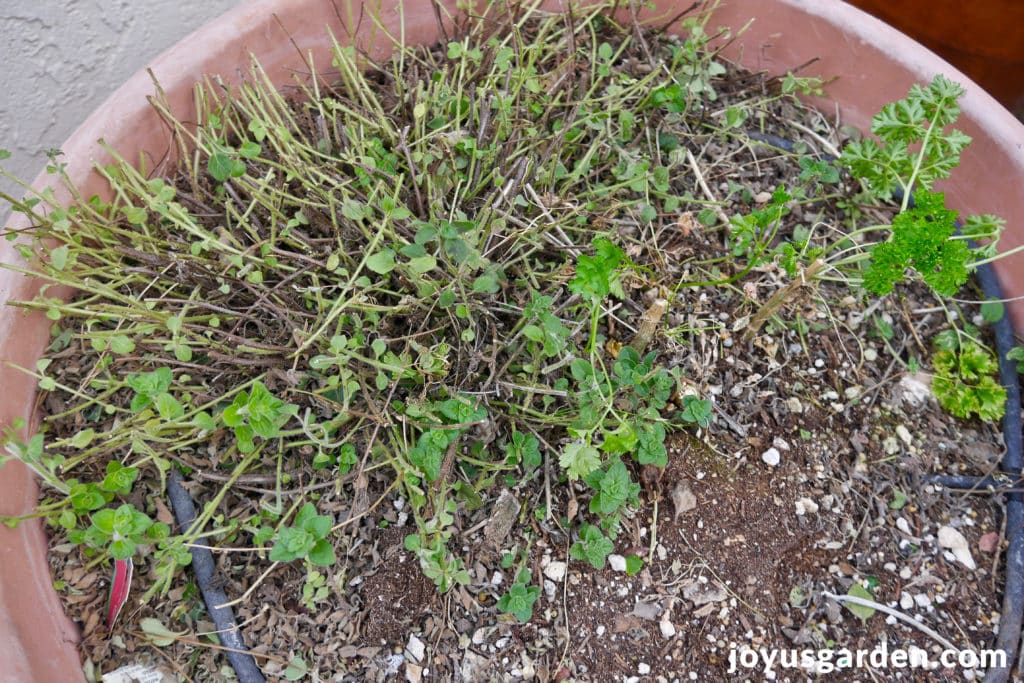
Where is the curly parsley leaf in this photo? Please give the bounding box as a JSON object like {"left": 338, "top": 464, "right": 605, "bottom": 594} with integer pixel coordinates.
{"left": 863, "top": 190, "right": 969, "bottom": 297}
{"left": 931, "top": 340, "right": 1007, "bottom": 421}
{"left": 959, "top": 214, "right": 1006, "bottom": 260}
{"left": 840, "top": 75, "right": 969, "bottom": 197}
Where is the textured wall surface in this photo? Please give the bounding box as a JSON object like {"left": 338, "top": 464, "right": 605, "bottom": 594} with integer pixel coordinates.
{"left": 0, "top": 0, "right": 241, "bottom": 204}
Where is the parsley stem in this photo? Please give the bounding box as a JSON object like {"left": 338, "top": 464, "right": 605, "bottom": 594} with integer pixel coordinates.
{"left": 902, "top": 95, "right": 952, "bottom": 210}
{"left": 968, "top": 241, "right": 1024, "bottom": 268}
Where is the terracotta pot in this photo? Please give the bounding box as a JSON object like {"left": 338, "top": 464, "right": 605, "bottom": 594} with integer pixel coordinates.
{"left": 2, "top": 0, "right": 1022, "bottom": 679}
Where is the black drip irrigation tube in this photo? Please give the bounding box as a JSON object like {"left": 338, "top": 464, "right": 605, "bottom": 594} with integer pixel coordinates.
{"left": 930, "top": 259, "right": 1023, "bottom": 683}
{"left": 922, "top": 474, "right": 1023, "bottom": 492}
{"left": 748, "top": 131, "right": 1024, "bottom": 678}
{"left": 889, "top": 186, "right": 1024, "bottom": 681}
{"left": 167, "top": 470, "right": 266, "bottom": 683}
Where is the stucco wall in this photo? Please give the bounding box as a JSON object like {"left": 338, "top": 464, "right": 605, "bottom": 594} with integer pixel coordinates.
{"left": 0, "top": 0, "right": 241, "bottom": 205}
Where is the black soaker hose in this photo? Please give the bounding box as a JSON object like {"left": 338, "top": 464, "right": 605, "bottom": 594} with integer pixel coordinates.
{"left": 921, "top": 474, "right": 1022, "bottom": 491}
{"left": 747, "top": 131, "right": 1024, "bottom": 677}
{"left": 894, "top": 185, "right": 1024, "bottom": 680}
{"left": 167, "top": 470, "right": 266, "bottom": 683}
{"left": 920, "top": 261, "right": 1023, "bottom": 681}
{"left": 973, "top": 261, "right": 1023, "bottom": 683}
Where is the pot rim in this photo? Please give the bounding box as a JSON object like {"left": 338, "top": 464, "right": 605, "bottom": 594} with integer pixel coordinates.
{"left": 2, "top": 1, "right": 1022, "bottom": 680}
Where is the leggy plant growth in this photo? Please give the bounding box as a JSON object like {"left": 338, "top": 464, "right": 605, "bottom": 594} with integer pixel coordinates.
{"left": 0, "top": 0, "right": 1007, "bottom": 640}
{"left": 1, "top": 3, "right": 729, "bottom": 612}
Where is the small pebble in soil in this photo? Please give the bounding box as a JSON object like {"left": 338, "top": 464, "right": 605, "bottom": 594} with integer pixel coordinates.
{"left": 896, "top": 424, "right": 913, "bottom": 445}
{"left": 609, "top": 554, "right": 628, "bottom": 572}
{"left": 795, "top": 497, "right": 819, "bottom": 516}
{"left": 938, "top": 525, "right": 977, "bottom": 569}
{"left": 979, "top": 531, "right": 1000, "bottom": 553}
{"left": 894, "top": 373, "right": 932, "bottom": 406}
{"left": 383, "top": 654, "right": 405, "bottom": 676}
{"left": 900, "top": 593, "right": 914, "bottom": 610}
{"left": 405, "top": 634, "right": 425, "bottom": 663}
{"left": 761, "top": 447, "right": 781, "bottom": 467}
{"left": 671, "top": 482, "right": 697, "bottom": 520}
{"left": 638, "top": 663, "right": 651, "bottom": 675}
{"left": 522, "top": 656, "right": 536, "bottom": 678}
{"left": 660, "top": 619, "right": 676, "bottom": 639}
{"left": 543, "top": 562, "right": 567, "bottom": 582}
{"left": 772, "top": 436, "right": 791, "bottom": 451}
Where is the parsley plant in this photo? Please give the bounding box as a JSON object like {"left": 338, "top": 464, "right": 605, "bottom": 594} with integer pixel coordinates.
{"left": 838, "top": 75, "right": 999, "bottom": 297}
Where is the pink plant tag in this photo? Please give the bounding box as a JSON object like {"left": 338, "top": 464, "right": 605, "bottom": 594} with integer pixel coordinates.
{"left": 106, "top": 557, "right": 133, "bottom": 630}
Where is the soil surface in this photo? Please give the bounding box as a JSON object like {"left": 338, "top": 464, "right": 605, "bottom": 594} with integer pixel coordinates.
{"left": 27, "top": 6, "right": 1010, "bottom": 683}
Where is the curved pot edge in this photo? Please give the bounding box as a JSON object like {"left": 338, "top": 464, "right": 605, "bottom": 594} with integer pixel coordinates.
{"left": 2, "top": 0, "right": 1023, "bottom": 680}
{"left": 707, "top": 0, "right": 1024, "bottom": 328}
